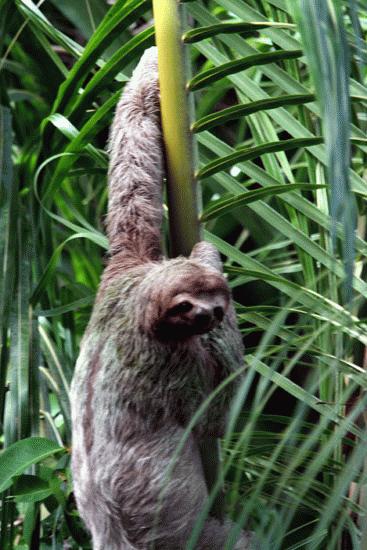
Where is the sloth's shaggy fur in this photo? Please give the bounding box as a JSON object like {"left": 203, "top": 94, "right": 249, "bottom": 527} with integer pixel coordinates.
{"left": 71, "top": 47, "right": 253, "bottom": 549}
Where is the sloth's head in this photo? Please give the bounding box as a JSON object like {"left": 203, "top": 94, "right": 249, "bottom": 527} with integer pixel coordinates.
{"left": 142, "top": 242, "right": 231, "bottom": 342}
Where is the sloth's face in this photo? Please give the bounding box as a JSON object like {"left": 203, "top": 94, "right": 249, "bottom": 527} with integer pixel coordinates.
{"left": 151, "top": 267, "right": 230, "bottom": 342}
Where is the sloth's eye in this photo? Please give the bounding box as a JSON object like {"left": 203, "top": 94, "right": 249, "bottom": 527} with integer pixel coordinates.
{"left": 168, "top": 301, "right": 193, "bottom": 316}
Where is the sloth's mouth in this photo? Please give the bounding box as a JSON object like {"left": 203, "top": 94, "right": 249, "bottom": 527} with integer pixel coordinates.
{"left": 153, "top": 317, "right": 220, "bottom": 342}
{"left": 192, "top": 316, "right": 215, "bottom": 334}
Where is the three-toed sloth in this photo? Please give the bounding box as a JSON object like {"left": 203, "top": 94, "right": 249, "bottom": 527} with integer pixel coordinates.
{"left": 71, "top": 47, "right": 254, "bottom": 550}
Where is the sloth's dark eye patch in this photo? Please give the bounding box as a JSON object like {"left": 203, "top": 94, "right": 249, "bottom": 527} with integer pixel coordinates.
{"left": 168, "top": 301, "right": 193, "bottom": 316}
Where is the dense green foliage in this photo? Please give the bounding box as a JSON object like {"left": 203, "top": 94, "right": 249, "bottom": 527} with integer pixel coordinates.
{"left": 1, "top": 0, "right": 367, "bottom": 548}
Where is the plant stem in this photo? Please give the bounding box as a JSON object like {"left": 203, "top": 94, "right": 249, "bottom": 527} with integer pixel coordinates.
{"left": 152, "top": 0, "right": 200, "bottom": 257}
{"left": 152, "top": 0, "right": 223, "bottom": 521}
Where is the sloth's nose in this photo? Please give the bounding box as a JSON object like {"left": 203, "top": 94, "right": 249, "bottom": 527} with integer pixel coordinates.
{"left": 194, "top": 306, "right": 225, "bottom": 327}
{"left": 195, "top": 309, "right": 212, "bottom": 327}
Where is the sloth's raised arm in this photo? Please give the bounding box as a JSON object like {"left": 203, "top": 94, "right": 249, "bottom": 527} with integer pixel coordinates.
{"left": 106, "top": 47, "right": 163, "bottom": 264}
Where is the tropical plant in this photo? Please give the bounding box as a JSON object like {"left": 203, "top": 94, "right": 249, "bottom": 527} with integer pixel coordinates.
{"left": 1, "top": 0, "right": 367, "bottom": 548}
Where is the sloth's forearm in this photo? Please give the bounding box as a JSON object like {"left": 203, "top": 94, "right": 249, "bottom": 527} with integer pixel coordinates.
{"left": 107, "top": 49, "right": 163, "bottom": 262}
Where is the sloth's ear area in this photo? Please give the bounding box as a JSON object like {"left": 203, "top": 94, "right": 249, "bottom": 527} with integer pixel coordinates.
{"left": 190, "top": 242, "right": 223, "bottom": 273}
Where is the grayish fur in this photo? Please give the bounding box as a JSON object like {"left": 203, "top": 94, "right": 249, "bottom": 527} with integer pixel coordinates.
{"left": 71, "top": 47, "right": 254, "bottom": 549}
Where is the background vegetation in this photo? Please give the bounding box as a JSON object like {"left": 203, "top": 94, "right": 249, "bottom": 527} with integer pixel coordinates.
{"left": 1, "top": 0, "right": 367, "bottom": 548}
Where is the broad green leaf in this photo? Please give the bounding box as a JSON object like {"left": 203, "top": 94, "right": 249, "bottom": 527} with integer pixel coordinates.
{"left": 0, "top": 107, "right": 15, "bottom": 331}
{"left": 36, "top": 296, "right": 95, "bottom": 318}
{"left": 0, "top": 438, "right": 64, "bottom": 493}
{"left": 3, "top": 225, "right": 31, "bottom": 444}
{"left": 49, "top": 0, "right": 149, "bottom": 118}
{"left": 198, "top": 131, "right": 367, "bottom": 262}
{"left": 246, "top": 354, "right": 362, "bottom": 438}
{"left": 22, "top": 502, "right": 37, "bottom": 547}
{"left": 68, "top": 26, "right": 155, "bottom": 122}
{"left": 193, "top": 94, "right": 315, "bottom": 133}
{"left": 201, "top": 183, "right": 325, "bottom": 221}
{"left": 198, "top": 137, "right": 323, "bottom": 179}
{"left": 49, "top": 0, "right": 108, "bottom": 40}
{"left": 0, "top": 106, "right": 17, "bottom": 550}
{"left": 11, "top": 475, "right": 53, "bottom": 503}
{"left": 204, "top": 232, "right": 367, "bottom": 345}
{"left": 183, "top": 21, "right": 294, "bottom": 43}
{"left": 294, "top": 1, "right": 356, "bottom": 300}
{"left": 38, "top": 326, "right": 72, "bottom": 438}
{"left": 44, "top": 93, "right": 118, "bottom": 201}
{"left": 46, "top": 114, "right": 107, "bottom": 166}
{"left": 31, "top": 232, "right": 108, "bottom": 306}
{"left": 188, "top": 49, "right": 303, "bottom": 91}
{"left": 16, "top": 0, "right": 84, "bottom": 58}
{"left": 189, "top": 5, "right": 367, "bottom": 194}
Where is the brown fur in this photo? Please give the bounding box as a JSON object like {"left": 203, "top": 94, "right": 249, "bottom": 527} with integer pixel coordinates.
{"left": 70, "top": 47, "right": 254, "bottom": 549}
{"left": 83, "top": 347, "right": 101, "bottom": 453}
